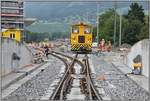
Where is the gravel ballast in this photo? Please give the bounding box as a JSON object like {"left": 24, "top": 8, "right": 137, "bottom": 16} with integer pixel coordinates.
{"left": 91, "top": 54, "right": 149, "bottom": 101}
{"left": 4, "top": 55, "right": 64, "bottom": 100}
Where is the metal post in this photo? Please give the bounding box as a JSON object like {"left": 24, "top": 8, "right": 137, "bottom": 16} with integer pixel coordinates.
{"left": 0, "top": 1, "right": 2, "bottom": 99}
{"left": 97, "top": 3, "right": 99, "bottom": 47}
{"left": 148, "top": 1, "right": 150, "bottom": 93}
{"left": 113, "top": 1, "right": 117, "bottom": 47}
{"left": 22, "top": 1, "right": 25, "bottom": 42}
{"left": 119, "top": 10, "right": 122, "bottom": 47}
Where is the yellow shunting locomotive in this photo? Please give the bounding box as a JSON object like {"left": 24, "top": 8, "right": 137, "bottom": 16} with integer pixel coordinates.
{"left": 70, "top": 22, "right": 92, "bottom": 53}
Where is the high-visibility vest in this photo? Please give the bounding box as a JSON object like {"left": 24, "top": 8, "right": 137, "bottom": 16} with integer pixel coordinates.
{"left": 132, "top": 63, "right": 142, "bottom": 68}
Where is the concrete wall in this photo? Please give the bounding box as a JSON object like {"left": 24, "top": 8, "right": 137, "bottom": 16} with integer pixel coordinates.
{"left": 1, "top": 38, "right": 33, "bottom": 76}
{"left": 126, "top": 39, "right": 149, "bottom": 77}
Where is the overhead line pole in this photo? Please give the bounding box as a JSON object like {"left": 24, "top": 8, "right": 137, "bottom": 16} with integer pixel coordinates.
{"left": 97, "top": 3, "right": 99, "bottom": 47}
{"left": 144, "top": 0, "right": 150, "bottom": 93}
{"left": 119, "top": 9, "right": 122, "bottom": 47}
{"left": 0, "top": 3, "right": 2, "bottom": 100}
{"left": 113, "top": 1, "right": 117, "bottom": 47}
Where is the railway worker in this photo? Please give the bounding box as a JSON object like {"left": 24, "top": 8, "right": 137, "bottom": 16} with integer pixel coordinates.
{"left": 44, "top": 45, "right": 50, "bottom": 59}
{"left": 107, "top": 41, "right": 112, "bottom": 52}
{"left": 99, "top": 39, "right": 105, "bottom": 52}
{"left": 131, "top": 55, "right": 142, "bottom": 75}
{"left": 132, "top": 63, "right": 142, "bottom": 75}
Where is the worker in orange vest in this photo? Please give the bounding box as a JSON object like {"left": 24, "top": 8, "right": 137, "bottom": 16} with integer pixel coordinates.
{"left": 99, "top": 39, "right": 105, "bottom": 52}
{"left": 107, "top": 41, "right": 112, "bottom": 52}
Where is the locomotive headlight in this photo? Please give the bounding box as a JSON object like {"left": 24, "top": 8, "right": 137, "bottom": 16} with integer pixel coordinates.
{"left": 72, "top": 37, "right": 76, "bottom": 42}
{"left": 87, "top": 38, "right": 91, "bottom": 43}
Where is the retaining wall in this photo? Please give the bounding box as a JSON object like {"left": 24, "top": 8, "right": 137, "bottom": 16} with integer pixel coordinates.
{"left": 126, "top": 39, "right": 149, "bottom": 77}
{"left": 1, "top": 38, "right": 33, "bottom": 76}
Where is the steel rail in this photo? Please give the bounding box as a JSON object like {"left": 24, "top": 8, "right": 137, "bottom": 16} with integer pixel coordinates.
{"left": 50, "top": 53, "right": 77, "bottom": 100}
{"left": 51, "top": 51, "right": 84, "bottom": 68}
{"left": 60, "top": 75, "right": 72, "bottom": 100}
{"left": 49, "top": 52, "right": 68, "bottom": 67}
{"left": 85, "top": 55, "right": 103, "bottom": 100}
{"left": 85, "top": 55, "right": 92, "bottom": 100}
{"left": 60, "top": 54, "right": 78, "bottom": 100}
{"left": 50, "top": 51, "right": 101, "bottom": 100}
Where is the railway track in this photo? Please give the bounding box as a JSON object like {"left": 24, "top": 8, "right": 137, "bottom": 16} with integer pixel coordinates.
{"left": 49, "top": 51, "right": 102, "bottom": 100}
{"left": 83, "top": 55, "right": 102, "bottom": 100}
{"left": 50, "top": 53, "right": 77, "bottom": 100}
{"left": 3, "top": 51, "right": 149, "bottom": 101}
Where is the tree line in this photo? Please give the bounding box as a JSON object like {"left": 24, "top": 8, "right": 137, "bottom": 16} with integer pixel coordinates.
{"left": 93, "top": 3, "right": 149, "bottom": 46}
{"left": 25, "top": 31, "right": 69, "bottom": 43}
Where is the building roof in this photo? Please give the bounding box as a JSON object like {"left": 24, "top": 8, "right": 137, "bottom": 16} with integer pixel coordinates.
{"left": 1, "top": 0, "right": 22, "bottom": 2}
{"left": 2, "top": 28, "right": 21, "bottom": 32}
{"left": 24, "top": 18, "right": 37, "bottom": 26}
{"left": 2, "top": 29, "right": 8, "bottom": 32}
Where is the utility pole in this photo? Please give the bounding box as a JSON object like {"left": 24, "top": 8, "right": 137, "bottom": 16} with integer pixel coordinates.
{"left": 119, "top": 10, "right": 122, "bottom": 47}
{"left": 148, "top": 1, "right": 150, "bottom": 89}
{"left": 0, "top": 5, "right": 2, "bottom": 100}
{"left": 97, "top": 3, "right": 99, "bottom": 47}
{"left": 113, "top": 1, "right": 117, "bottom": 47}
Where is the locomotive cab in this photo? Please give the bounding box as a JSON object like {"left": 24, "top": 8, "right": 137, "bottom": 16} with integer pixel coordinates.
{"left": 71, "top": 22, "right": 92, "bottom": 53}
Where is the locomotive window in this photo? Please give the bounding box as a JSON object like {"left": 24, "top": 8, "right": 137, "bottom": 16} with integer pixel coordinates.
{"left": 72, "top": 26, "right": 79, "bottom": 34}
{"left": 84, "top": 27, "right": 91, "bottom": 34}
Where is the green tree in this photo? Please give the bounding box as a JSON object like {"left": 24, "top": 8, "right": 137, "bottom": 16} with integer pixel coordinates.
{"left": 25, "top": 30, "right": 51, "bottom": 43}
{"left": 93, "top": 3, "right": 148, "bottom": 46}
{"left": 92, "top": 26, "right": 97, "bottom": 41}
{"left": 98, "top": 9, "right": 120, "bottom": 44}
{"left": 123, "top": 3, "right": 147, "bottom": 45}
{"left": 127, "top": 2, "right": 145, "bottom": 23}
{"left": 136, "top": 24, "right": 149, "bottom": 40}
{"left": 92, "top": 9, "right": 120, "bottom": 44}
{"left": 123, "top": 19, "right": 143, "bottom": 44}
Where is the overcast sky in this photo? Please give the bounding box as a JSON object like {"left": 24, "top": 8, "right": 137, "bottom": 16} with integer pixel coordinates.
{"left": 24, "top": 1, "right": 149, "bottom": 21}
